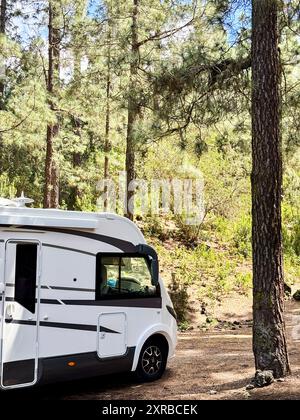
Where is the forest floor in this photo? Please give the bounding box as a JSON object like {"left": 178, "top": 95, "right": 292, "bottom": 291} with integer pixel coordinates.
{"left": 10, "top": 298, "right": 300, "bottom": 401}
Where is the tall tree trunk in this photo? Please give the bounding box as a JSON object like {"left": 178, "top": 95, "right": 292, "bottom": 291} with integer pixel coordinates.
{"left": 44, "top": 0, "right": 60, "bottom": 208}
{"left": 0, "top": 0, "right": 7, "bottom": 174}
{"left": 0, "top": 0, "right": 6, "bottom": 110}
{"left": 252, "top": 0, "right": 290, "bottom": 378}
{"left": 125, "top": 0, "right": 139, "bottom": 220}
{"left": 69, "top": 1, "right": 85, "bottom": 211}
{"left": 0, "top": 0, "right": 5, "bottom": 33}
{"left": 104, "top": 12, "right": 112, "bottom": 212}
{"left": 70, "top": 115, "right": 82, "bottom": 210}
{"left": 51, "top": 160, "right": 59, "bottom": 208}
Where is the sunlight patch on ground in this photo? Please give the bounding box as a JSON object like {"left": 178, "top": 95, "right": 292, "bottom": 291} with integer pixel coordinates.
{"left": 213, "top": 352, "right": 247, "bottom": 358}
{"left": 210, "top": 369, "right": 253, "bottom": 382}
{"left": 206, "top": 334, "right": 252, "bottom": 340}
{"left": 289, "top": 309, "right": 300, "bottom": 313}
{"left": 175, "top": 349, "right": 205, "bottom": 357}
{"left": 178, "top": 335, "right": 202, "bottom": 341}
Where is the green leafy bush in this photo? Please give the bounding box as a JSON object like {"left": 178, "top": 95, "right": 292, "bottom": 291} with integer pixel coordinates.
{"left": 232, "top": 215, "right": 252, "bottom": 258}
{"left": 168, "top": 273, "right": 189, "bottom": 326}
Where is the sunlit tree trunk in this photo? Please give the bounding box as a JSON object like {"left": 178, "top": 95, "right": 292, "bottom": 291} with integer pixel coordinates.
{"left": 125, "top": 0, "right": 140, "bottom": 220}
{"left": 44, "top": 0, "right": 60, "bottom": 208}
{"left": 0, "top": 0, "right": 6, "bottom": 110}
{"left": 104, "top": 9, "right": 112, "bottom": 212}
{"left": 0, "top": 0, "right": 7, "bottom": 174}
{"left": 252, "top": 0, "right": 290, "bottom": 378}
{"left": 69, "top": 0, "right": 87, "bottom": 210}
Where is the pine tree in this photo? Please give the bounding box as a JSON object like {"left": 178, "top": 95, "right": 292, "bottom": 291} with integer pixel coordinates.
{"left": 0, "top": 0, "right": 6, "bottom": 110}
{"left": 0, "top": 0, "right": 7, "bottom": 173}
{"left": 103, "top": 1, "right": 113, "bottom": 211}
{"left": 251, "top": 0, "right": 290, "bottom": 378}
{"left": 44, "top": 0, "right": 61, "bottom": 208}
{"left": 125, "top": 0, "right": 139, "bottom": 220}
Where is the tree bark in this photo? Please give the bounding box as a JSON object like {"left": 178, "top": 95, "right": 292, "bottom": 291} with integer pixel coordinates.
{"left": 104, "top": 11, "right": 112, "bottom": 212}
{"left": 0, "top": 0, "right": 5, "bottom": 33}
{"left": 0, "top": 0, "right": 7, "bottom": 174}
{"left": 69, "top": 1, "right": 86, "bottom": 211}
{"left": 0, "top": 0, "right": 6, "bottom": 109}
{"left": 125, "top": 0, "right": 140, "bottom": 220}
{"left": 44, "top": 0, "right": 60, "bottom": 208}
{"left": 69, "top": 116, "right": 82, "bottom": 210}
{"left": 252, "top": 0, "right": 290, "bottom": 378}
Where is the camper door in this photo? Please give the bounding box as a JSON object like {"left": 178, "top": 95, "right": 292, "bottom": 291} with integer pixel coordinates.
{"left": 0, "top": 240, "right": 41, "bottom": 389}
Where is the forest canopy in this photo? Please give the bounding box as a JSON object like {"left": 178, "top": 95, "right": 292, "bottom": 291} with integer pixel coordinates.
{"left": 0, "top": 1, "right": 299, "bottom": 314}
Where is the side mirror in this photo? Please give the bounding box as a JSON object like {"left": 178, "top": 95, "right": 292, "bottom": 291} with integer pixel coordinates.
{"left": 137, "top": 244, "right": 159, "bottom": 286}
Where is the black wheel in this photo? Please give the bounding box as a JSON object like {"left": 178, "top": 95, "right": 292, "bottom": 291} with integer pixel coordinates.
{"left": 135, "top": 337, "right": 168, "bottom": 382}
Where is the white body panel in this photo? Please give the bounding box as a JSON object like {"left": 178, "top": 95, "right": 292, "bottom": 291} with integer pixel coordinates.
{"left": 0, "top": 208, "right": 177, "bottom": 389}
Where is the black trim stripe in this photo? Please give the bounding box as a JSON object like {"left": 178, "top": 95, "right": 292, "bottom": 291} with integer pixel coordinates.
{"left": 4, "top": 297, "right": 61, "bottom": 305}
{"left": 0, "top": 296, "right": 162, "bottom": 308}
{"left": 7, "top": 240, "right": 38, "bottom": 245}
{"left": 11, "top": 320, "right": 36, "bottom": 326}
{"left": 40, "top": 299, "right": 61, "bottom": 305}
{"left": 5, "top": 283, "right": 95, "bottom": 292}
{"left": 167, "top": 305, "right": 177, "bottom": 321}
{"left": 62, "top": 297, "right": 162, "bottom": 308}
{"left": 40, "top": 321, "right": 97, "bottom": 332}
{"left": 18, "top": 226, "right": 138, "bottom": 252}
{"left": 3, "top": 284, "right": 48, "bottom": 289}
{"left": 7, "top": 284, "right": 49, "bottom": 290}
{"left": 43, "top": 243, "right": 95, "bottom": 257}
{"left": 48, "top": 285, "right": 95, "bottom": 292}
{"left": 9, "top": 319, "right": 120, "bottom": 334}
{"left": 6, "top": 284, "right": 52, "bottom": 290}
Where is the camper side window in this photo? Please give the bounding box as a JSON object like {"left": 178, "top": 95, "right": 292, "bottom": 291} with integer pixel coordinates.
{"left": 15, "top": 244, "right": 38, "bottom": 313}
{"left": 96, "top": 254, "right": 157, "bottom": 299}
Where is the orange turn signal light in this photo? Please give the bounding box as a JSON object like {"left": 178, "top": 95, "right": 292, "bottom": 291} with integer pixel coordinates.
{"left": 68, "top": 361, "right": 76, "bottom": 367}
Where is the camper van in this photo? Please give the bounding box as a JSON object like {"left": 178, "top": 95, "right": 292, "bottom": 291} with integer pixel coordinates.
{"left": 0, "top": 197, "right": 177, "bottom": 390}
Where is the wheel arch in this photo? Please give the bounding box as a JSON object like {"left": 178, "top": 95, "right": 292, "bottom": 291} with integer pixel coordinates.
{"left": 131, "top": 325, "right": 173, "bottom": 371}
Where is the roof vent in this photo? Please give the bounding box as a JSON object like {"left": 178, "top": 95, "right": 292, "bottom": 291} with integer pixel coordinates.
{"left": 12, "top": 192, "right": 34, "bottom": 208}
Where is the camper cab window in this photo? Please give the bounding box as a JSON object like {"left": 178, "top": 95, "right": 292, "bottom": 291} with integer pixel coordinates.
{"left": 96, "top": 255, "right": 158, "bottom": 299}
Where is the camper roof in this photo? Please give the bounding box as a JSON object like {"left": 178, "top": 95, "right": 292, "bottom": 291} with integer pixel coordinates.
{"left": 0, "top": 207, "right": 121, "bottom": 230}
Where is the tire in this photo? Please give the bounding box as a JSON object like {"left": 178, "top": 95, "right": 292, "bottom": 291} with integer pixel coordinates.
{"left": 135, "top": 337, "right": 168, "bottom": 382}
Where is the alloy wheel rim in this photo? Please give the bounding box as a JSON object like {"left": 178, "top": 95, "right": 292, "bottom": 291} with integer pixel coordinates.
{"left": 142, "top": 345, "right": 162, "bottom": 375}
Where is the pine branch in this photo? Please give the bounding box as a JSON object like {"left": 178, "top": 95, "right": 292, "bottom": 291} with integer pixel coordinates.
{"left": 0, "top": 87, "right": 36, "bottom": 133}
{"left": 137, "top": 17, "right": 195, "bottom": 48}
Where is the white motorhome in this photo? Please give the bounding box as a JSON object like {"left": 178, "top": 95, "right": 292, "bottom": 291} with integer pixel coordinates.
{"left": 0, "top": 198, "right": 177, "bottom": 390}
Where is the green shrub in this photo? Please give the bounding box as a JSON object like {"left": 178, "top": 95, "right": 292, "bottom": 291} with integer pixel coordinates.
{"left": 235, "top": 272, "right": 252, "bottom": 294}
{"left": 168, "top": 273, "right": 189, "bottom": 324}
{"left": 174, "top": 214, "right": 204, "bottom": 246}
{"left": 141, "top": 215, "right": 170, "bottom": 241}
{"left": 232, "top": 215, "right": 252, "bottom": 257}
{"left": 0, "top": 173, "right": 17, "bottom": 198}
{"left": 293, "top": 223, "right": 300, "bottom": 256}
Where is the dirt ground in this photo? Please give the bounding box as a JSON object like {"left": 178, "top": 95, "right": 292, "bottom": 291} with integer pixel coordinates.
{"left": 8, "top": 298, "right": 300, "bottom": 401}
